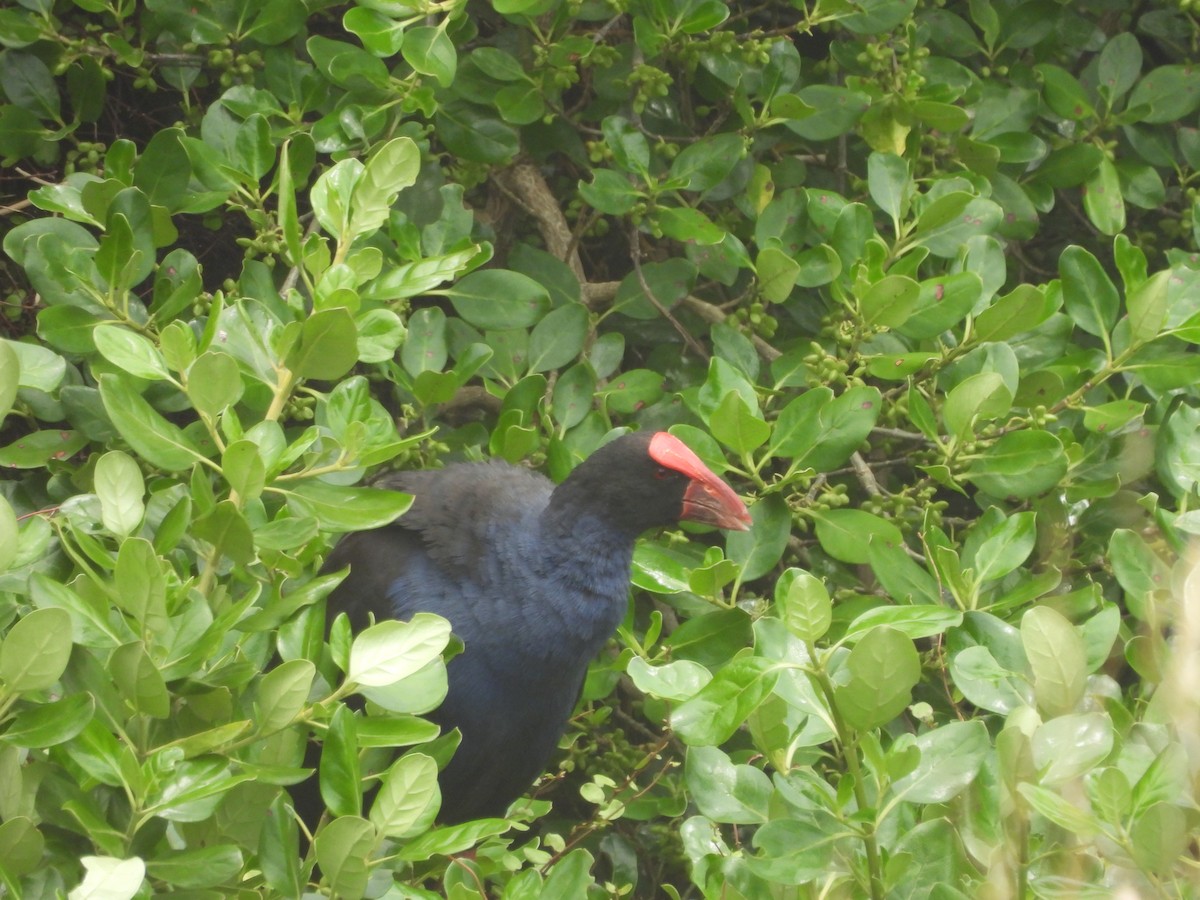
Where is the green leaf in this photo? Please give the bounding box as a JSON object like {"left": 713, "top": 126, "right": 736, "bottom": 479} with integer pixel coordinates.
{"left": 963, "top": 430, "right": 1068, "bottom": 499}
{"left": 0, "top": 50, "right": 59, "bottom": 118}
{"left": 4, "top": 338, "right": 67, "bottom": 392}
{"left": 92, "top": 324, "right": 170, "bottom": 381}
{"left": 726, "top": 494, "right": 790, "bottom": 580}
{"left": 859, "top": 274, "right": 920, "bottom": 328}
{"left": 755, "top": 246, "right": 801, "bottom": 302}
{"left": 867, "top": 151, "right": 911, "bottom": 223}
{"left": 319, "top": 704, "right": 361, "bottom": 819}
{"left": 343, "top": 8, "right": 405, "bottom": 55}
{"left": 444, "top": 269, "right": 550, "bottom": 330}
{"left": 1021, "top": 605, "right": 1086, "bottom": 717}
{"left": 2, "top": 691, "right": 95, "bottom": 748}
{"left": 843, "top": 606, "right": 962, "bottom": 642}
{"left": 626, "top": 656, "right": 712, "bottom": 701}
{"left": 766, "top": 388, "right": 825, "bottom": 459}
{"left": 99, "top": 374, "right": 205, "bottom": 472}
{"left": 256, "top": 658, "right": 314, "bottom": 735}
{"left": 969, "top": 511, "right": 1036, "bottom": 584}
{"left": 283, "top": 481, "right": 411, "bottom": 531}
{"left": 0, "top": 338, "right": 19, "bottom": 425}
{"left": 69, "top": 856, "right": 147, "bottom": 900}
{"left": 114, "top": 537, "right": 167, "bottom": 633}
{"left": 233, "top": 113, "right": 274, "bottom": 181}
{"left": 1108, "top": 528, "right": 1169, "bottom": 603}
{"left": 805, "top": 385, "right": 881, "bottom": 471}
{"left": 311, "top": 157, "right": 360, "bottom": 240}
{"left": 599, "top": 368, "right": 664, "bottom": 414}
{"left": 914, "top": 194, "right": 1002, "bottom": 257}
{"left": 1082, "top": 399, "right": 1146, "bottom": 433}
{"left": 110, "top": 641, "right": 170, "bottom": 718}
{"left": 1131, "top": 802, "right": 1188, "bottom": 875}
{"left": 144, "top": 845, "right": 244, "bottom": 889}
{"left": 435, "top": 101, "right": 519, "bottom": 165}
{"left": 775, "top": 568, "right": 831, "bottom": 643}
{"left": 866, "top": 539, "right": 941, "bottom": 605}
{"left": 133, "top": 127, "right": 191, "bottom": 210}
{"left": 1017, "top": 784, "right": 1100, "bottom": 837}
{"left": 710, "top": 390, "right": 770, "bottom": 455}
{"left": 655, "top": 205, "right": 725, "bottom": 245}
{"left": 1126, "top": 268, "right": 1170, "bottom": 344}
{"left": 370, "top": 752, "right": 440, "bottom": 838}
{"left": 784, "top": 85, "right": 869, "bottom": 140}
{"left": 0, "top": 494, "right": 18, "bottom": 573}
{"left": 945, "top": 374, "right": 1012, "bottom": 441}
{"left": 94, "top": 450, "right": 145, "bottom": 537}
{"left": 1060, "top": 244, "right": 1119, "bottom": 338}
{"left": 397, "top": 819, "right": 510, "bottom": 862}
{"left": 892, "top": 720, "right": 990, "bottom": 803}
{"left": 348, "top": 614, "right": 452, "bottom": 688}
{"left": 579, "top": 169, "right": 642, "bottom": 215}
{"left": 1032, "top": 712, "right": 1114, "bottom": 786}
{"left": 0, "top": 428, "right": 90, "bottom": 468}
{"left": 552, "top": 363, "right": 595, "bottom": 430}
{"left": 349, "top": 137, "right": 420, "bottom": 239}
{"left": 1127, "top": 64, "right": 1200, "bottom": 124}
{"left": 833, "top": 625, "right": 920, "bottom": 731}
{"left": 671, "top": 656, "right": 778, "bottom": 746}
{"left": 222, "top": 440, "right": 266, "bottom": 502}
{"left": 191, "top": 500, "right": 255, "bottom": 565}
{"left": 0, "top": 607, "right": 73, "bottom": 692}
{"left": 972, "top": 284, "right": 1049, "bottom": 341}
{"left": 403, "top": 25, "right": 456, "bottom": 87}
{"left": 401, "top": 307, "right": 448, "bottom": 377}
{"left": 949, "top": 646, "right": 1027, "bottom": 714}
{"left": 289, "top": 307, "right": 358, "bottom": 380}
{"left": 669, "top": 133, "right": 745, "bottom": 192}
{"left": 527, "top": 304, "right": 588, "bottom": 373}
{"left": 1035, "top": 64, "right": 1096, "bottom": 120}
{"left": 0, "top": 817, "right": 44, "bottom": 880}
{"left": 811, "top": 509, "right": 904, "bottom": 565}
{"left": 1097, "top": 32, "right": 1142, "bottom": 102}
{"left": 895, "top": 272, "right": 984, "bottom": 339}
{"left": 1083, "top": 159, "right": 1125, "bottom": 236}
{"left": 313, "top": 816, "right": 375, "bottom": 899}
{"left": 684, "top": 744, "right": 772, "bottom": 824}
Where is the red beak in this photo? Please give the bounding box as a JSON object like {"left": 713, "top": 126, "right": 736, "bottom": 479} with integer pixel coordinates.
{"left": 681, "top": 476, "right": 752, "bottom": 531}
{"left": 648, "top": 432, "right": 751, "bottom": 531}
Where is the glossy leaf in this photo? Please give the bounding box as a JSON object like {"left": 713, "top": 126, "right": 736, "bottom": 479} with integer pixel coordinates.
{"left": 0, "top": 607, "right": 73, "bottom": 691}
{"left": 1021, "top": 605, "right": 1086, "bottom": 717}
{"left": 348, "top": 614, "right": 452, "bottom": 688}
{"left": 833, "top": 626, "right": 921, "bottom": 732}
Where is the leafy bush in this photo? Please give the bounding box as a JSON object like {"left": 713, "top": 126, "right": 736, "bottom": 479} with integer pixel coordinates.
{"left": 2, "top": 0, "right": 1200, "bottom": 896}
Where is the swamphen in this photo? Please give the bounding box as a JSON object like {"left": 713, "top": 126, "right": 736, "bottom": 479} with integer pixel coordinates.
{"left": 321, "top": 430, "right": 750, "bottom": 823}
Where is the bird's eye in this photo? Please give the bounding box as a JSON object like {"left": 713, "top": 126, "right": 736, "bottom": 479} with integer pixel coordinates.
{"left": 654, "top": 466, "right": 673, "bottom": 480}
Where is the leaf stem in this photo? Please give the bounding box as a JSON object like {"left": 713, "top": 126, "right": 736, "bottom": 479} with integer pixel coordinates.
{"left": 266, "top": 366, "right": 296, "bottom": 422}
{"left": 809, "top": 656, "right": 885, "bottom": 900}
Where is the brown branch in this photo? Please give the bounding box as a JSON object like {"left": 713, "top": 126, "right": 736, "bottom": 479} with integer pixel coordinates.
{"left": 682, "top": 294, "right": 780, "bottom": 361}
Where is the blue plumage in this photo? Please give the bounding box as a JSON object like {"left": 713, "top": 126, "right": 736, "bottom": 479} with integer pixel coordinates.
{"left": 321, "top": 431, "right": 750, "bottom": 822}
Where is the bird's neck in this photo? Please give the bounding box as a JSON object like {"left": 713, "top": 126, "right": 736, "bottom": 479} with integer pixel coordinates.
{"left": 538, "top": 503, "right": 637, "bottom": 581}
{"left": 531, "top": 504, "right": 637, "bottom": 649}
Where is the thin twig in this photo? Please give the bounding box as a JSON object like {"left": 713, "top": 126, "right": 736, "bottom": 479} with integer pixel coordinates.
{"left": 628, "top": 226, "right": 710, "bottom": 361}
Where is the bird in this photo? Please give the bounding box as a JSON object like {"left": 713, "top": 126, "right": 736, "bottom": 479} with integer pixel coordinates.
{"left": 319, "top": 430, "right": 751, "bottom": 823}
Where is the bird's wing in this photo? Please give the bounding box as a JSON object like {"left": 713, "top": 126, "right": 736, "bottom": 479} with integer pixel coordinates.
{"left": 321, "top": 462, "right": 552, "bottom": 629}
{"left": 321, "top": 522, "right": 428, "bottom": 630}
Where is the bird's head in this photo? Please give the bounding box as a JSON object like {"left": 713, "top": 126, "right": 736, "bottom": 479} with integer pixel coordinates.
{"left": 647, "top": 431, "right": 752, "bottom": 531}
{"left": 551, "top": 431, "right": 752, "bottom": 536}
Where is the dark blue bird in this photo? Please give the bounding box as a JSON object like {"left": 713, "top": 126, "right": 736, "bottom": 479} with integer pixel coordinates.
{"left": 321, "top": 431, "right": 750, "bottom": 822}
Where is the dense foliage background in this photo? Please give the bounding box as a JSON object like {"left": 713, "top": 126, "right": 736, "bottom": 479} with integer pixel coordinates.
{"left": 2, "top": 0, "right": 1200, "bottom": 896}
